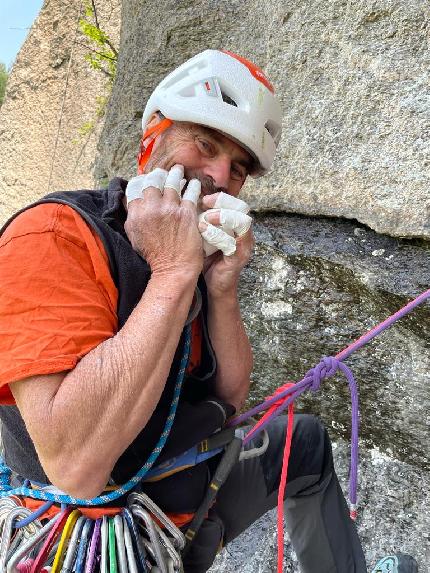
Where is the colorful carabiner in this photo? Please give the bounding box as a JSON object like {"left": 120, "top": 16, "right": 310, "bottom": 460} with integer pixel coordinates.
{"left": 85, "top": 518, "right": 102, "bottom": 573}
{"left": 108, "top": 517, "right": 118, "bottom": 573}
{"left": 114, "top": 515, "right": 128, "bottom": 573}
{"left": 30, "top": 508, "right": 73, "bottom": 573}
{"left": 74, "top": 518, "right": 94, "bottom": 573}
{"left": 60, "top": 514, "right": 86, "bottom": 573}
{"left": 122, "top": 509, "right": 148, "bottom": 573}
{"left": 51, "top": 509, "right": 81, "bottom": 573}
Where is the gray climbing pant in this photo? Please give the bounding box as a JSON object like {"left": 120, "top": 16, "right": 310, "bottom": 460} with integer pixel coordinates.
{"left": 183, "top": 414, "right": 367, "bottom": 573}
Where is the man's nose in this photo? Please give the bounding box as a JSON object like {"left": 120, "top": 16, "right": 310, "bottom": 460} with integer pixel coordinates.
{"left": 203, "top": 156, "right": 231, "bottom": 191}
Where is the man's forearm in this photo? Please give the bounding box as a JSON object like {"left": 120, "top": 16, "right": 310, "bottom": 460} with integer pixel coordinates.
{"left": 19, "top": 271, "right": 198, "bottom": 497}
{"left": 206, "top": 289, "right": 253, "bottom": 411}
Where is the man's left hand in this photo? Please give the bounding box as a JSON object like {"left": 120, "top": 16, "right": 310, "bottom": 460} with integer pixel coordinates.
{"left": 199, "top": 193, "right": 254, "bottom": 298}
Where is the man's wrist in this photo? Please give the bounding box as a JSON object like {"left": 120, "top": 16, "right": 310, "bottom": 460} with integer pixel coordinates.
{"left": 149, "top": 269, "right": 199, "bottom": 298}
{"left": 207, "top": 284, "right": 239, "bottom": 306}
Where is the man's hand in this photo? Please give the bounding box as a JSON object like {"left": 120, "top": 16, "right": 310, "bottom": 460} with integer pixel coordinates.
{"left": 125, "top": 165, "right": 203, "bottom": 279}
{"left": 199, "top": 192, "right": 254, "bottom": 298}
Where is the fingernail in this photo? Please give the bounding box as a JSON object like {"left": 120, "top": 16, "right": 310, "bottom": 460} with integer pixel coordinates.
{"left": 198, "top": 222, "right": 208, "bottom": 232}
{"left": 171, "top": 164, "right": 184, "bottom": 174}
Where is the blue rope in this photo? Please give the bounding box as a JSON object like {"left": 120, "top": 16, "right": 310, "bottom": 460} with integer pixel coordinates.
{"left": 0, "top": 455, "right": 12, "bottom": 488}
{"left": 0, "top": 325, "right": 191, "bottom": 506}
{"left": 14, "top": 501, "right": 54, "bottom": 528}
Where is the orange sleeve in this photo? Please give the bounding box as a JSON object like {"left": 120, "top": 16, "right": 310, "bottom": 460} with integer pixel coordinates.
{"left": 0, "top": 203, "right": 119, "bottom": 404}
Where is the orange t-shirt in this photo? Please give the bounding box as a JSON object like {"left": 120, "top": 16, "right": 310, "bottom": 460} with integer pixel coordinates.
{"left": 0, "top": 203, "right": 118, "bottom": 404}
{"left": 0, "top": 202, "right": 203, "bottom": 406}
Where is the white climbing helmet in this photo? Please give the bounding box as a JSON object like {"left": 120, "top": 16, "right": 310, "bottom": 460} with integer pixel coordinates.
{"left": 141, "top": 49, "right": 282, "bottom": 176}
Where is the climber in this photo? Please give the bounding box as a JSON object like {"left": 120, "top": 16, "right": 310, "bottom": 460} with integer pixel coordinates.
{"left": 0, "top": 49, "right": 418, "bottom": 573}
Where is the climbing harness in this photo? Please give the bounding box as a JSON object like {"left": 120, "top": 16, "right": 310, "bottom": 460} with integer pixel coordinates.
{"left": 0, "top": 290, "right": 428, "bottom": 572}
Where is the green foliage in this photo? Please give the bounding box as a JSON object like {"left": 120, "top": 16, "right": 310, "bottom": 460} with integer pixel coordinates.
{"left": 0, "top": 63, "right": 8, "bottom": 106}
{"left": 75, "top": 1, "right": 118, "bottom": 141}
{"left": 78, "top": 120, "right": 96, "bottom": 136}
{"left": 95, "top": 95, "right": 108, "bottom": 118}
{"left": 79, "top": 1, "right": 117, "bottom": 82}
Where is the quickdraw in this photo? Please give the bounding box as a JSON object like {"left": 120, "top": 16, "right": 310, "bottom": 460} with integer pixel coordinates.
{"left": 0, "top": 493, "right": 185, "bottom": 572}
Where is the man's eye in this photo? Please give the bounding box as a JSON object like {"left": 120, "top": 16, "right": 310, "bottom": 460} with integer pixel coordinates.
{"left": 197, "top": 138, "right": 214, "bottom": 154}
{"left": 231, "top": 165, "right": 246, "bottom": 181}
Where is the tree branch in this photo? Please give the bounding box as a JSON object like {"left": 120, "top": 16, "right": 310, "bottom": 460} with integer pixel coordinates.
{"left": 91, "top": 0, "right": 100, "bottom": 29}
{"left": 76, "top": 41, "right": 117, "bottom": 62}
{"left": 90, "top": 0, "right": 118, "bottom": 58}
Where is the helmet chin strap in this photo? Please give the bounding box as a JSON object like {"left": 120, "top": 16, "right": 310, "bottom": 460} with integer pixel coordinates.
{"left": 137, "top": 118, "right": 173, "bottom": 174}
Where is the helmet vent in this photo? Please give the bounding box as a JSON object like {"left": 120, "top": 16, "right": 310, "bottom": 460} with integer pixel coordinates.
{"left": 221, "top": 92, "right": 237, "bottom": 107}
{"left": 265, "top": 120, "right": 281, "bottom": 144}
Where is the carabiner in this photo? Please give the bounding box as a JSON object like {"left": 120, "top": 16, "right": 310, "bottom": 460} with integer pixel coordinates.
{"left": 6, "top": 513, "right": 61, "bottom": 573}
{"left": 0, "top": 507, "right": 33, "bottom": 570}
{"left": 127, "top": 494, "right": 185, "bottom": 550}
{"left": 129, "top": 506, "right": 167, "bottom": 573}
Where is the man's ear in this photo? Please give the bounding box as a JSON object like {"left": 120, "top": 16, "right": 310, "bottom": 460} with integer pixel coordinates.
{"left": 144, "top": 112, "right": 162, "bottom": 132}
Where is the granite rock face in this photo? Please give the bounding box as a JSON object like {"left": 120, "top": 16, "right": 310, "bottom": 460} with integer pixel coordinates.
{"left": 243, "top": 214, "right": 429, "bottom": 470}
{"left": 97, "top": 0, "right": 429, "bottom": 238}
{"left": 0, "top": 0, "right": 120, "bottom": 225}
{"left": 210, "top": 214, "right": 429, "bottom": 571}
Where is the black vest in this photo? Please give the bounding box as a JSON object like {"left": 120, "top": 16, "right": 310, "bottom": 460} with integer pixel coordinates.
{"left": 0, "top": 178, "right": 234, "bottom": 511}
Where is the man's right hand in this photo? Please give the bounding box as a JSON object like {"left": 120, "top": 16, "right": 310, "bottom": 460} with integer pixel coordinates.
{"left": 10, "top": 165, "right": 206, "bottom": 498}
{"left": 124, "top": 165, "right": 204, "bottom": 278}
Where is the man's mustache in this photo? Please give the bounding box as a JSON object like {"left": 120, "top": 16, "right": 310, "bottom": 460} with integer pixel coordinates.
{"left": 184, "top": 171, "right": 227, "bottom": 195}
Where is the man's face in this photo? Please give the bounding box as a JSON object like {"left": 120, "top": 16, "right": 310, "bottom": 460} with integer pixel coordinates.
{"left": 145, "top": 121, "right": 254, "bottom": 197}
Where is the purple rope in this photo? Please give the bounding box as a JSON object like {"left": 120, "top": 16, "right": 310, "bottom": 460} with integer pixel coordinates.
{"left": 241, "top": 358, "right": 359, "bottom": 509}
{"left": 335, "top": 288, "right": 430, "bottom": 362}
{"left": 231, "top": 289, "right": 430, "bottom": 426}
{"left": 229, "top": 288, "right": 429, "bottom": 516}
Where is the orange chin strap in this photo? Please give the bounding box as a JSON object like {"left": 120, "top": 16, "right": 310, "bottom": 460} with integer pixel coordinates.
{"left": 137, "top": 118, "right": 173, "bottom": 174}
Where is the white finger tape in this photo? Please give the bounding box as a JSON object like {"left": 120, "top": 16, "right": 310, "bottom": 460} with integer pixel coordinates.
{"left": 125, "top": 169, "right": 168, "bottom": 204}
{"left": 214, "top": 192, "right": 250, "bottom": 214}
{"left": 164, "top": 165, "right": 184, "bottom": 194}
{"left": 125, "top": 175, "right": 147, "bottom": 203}
{"left": 200, "top": 223, "right": 237, "bottom": 257}
{"left": 182, "top": 179, "right": 202, "bottom": 205}
{"left": 219, "top": 209, "right": 253, "bottom": 237}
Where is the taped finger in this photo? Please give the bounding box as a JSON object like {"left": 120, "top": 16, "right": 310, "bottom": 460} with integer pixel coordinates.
{"left": 220, "top": 209, "right": 253, "bottom": 237}
{"left": 201, "top": 223, "right": 236, "bottom": 256}
{"left": 125, "top": 175, "right": 146, "bottom": 204}
{"left": 182, "top": 179, "right": 202, "bottom": 205}
{"left": 125, "top": 169, "right": 168, "bottom": 204}
{"left": 214, "top": 192, "right": 250, "bottom": 214}
{"left": 164, "top": 164, "right": 185, "bottom": 195}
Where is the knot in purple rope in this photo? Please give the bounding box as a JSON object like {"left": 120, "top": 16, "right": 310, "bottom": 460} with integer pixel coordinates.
{"left": 305, "top": 356, "right": 340, "bottom": 392}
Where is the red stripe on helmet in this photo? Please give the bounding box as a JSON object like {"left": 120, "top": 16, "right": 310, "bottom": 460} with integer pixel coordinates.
{"left": 222, "top": 49, "right": 275, "bottom": 94}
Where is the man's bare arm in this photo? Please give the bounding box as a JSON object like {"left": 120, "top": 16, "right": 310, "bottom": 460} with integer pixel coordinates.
{"left": 206, "top": 289, "right": 253, "bottom": 411}
{"left": 11, "top": 273, "right": 197, "bottom": 499}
